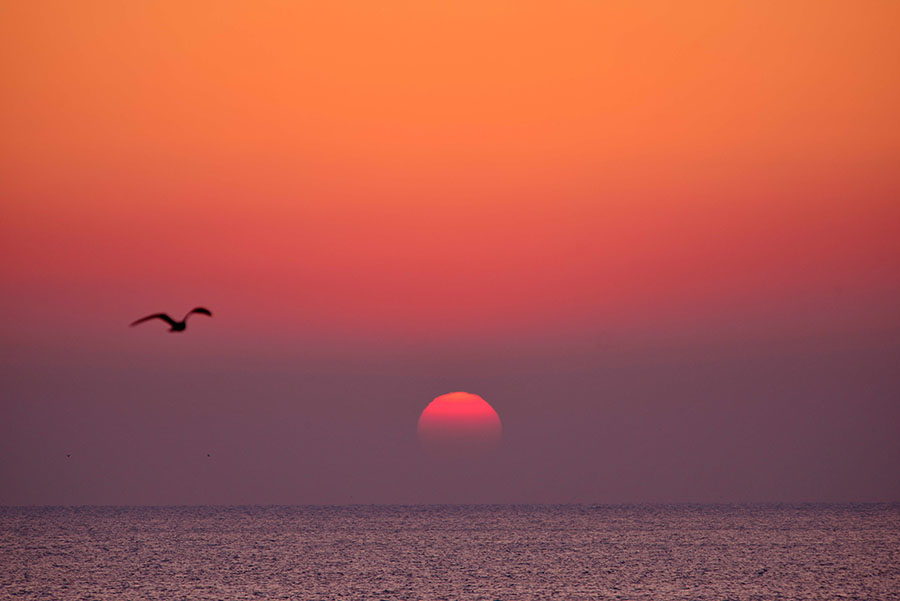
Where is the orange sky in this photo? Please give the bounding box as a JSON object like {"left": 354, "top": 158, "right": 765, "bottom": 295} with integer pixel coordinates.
{"left": 2, "top": 1, "right": 900, "bottom": 507}
{"left": 2, "top": 0, "right": 899, "bottom": 348}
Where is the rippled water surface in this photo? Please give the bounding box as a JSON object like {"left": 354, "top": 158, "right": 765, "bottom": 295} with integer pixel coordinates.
{"left": 2, "top": 505, "right": 898, "bottom": 600}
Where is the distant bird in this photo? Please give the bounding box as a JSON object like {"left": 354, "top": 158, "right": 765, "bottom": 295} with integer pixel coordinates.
{"left": 66, "top": 453, "right": 71, "bottom": 458}
{"left": 130, "top": 307, "right": 212, "bottom": 332}
{"left": 207, "top": 453, "right": 211, "bottom": 457}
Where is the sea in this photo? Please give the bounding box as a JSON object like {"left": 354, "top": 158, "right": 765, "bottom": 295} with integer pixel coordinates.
{"left": 1, "top": 504, "right": 898, "bottom": 600}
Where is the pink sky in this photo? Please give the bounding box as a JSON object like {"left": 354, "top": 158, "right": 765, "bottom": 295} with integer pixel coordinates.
{"left": 1, "top": 1, "right": 899, "bottom": 504}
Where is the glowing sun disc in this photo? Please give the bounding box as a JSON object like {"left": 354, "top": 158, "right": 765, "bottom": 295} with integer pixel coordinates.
{"left": 417, "top": 392, "right": 502, "bottom": 453}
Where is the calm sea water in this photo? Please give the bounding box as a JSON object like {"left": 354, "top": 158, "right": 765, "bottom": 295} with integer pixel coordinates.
{"left": 1, "top": 505, "right": 898, "bottom": 600}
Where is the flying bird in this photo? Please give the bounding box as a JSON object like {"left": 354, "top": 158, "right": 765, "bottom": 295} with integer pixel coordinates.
{"left": 130, "top": 307, "right": 212, "bottom": 332}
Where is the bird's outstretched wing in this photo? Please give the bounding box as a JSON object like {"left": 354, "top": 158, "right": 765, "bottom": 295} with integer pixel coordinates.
{"left": 186, "top": 307, "right": 213, "bottom": 319}
{"left": 130, "top": 313, "right": 177, "bottom": 327}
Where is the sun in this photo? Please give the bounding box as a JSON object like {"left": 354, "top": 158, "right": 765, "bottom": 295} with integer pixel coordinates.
{"left": 417, "top": 392, "right": 502, "bottom": 455}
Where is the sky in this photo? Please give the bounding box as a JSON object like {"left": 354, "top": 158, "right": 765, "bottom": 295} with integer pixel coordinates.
{"left": 1, "top": 1, "right": 899, "bottom": 505}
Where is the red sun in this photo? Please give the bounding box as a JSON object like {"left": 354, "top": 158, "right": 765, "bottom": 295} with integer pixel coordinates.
{"left": 417, "top": 392, "right": 503, "bottom": 454}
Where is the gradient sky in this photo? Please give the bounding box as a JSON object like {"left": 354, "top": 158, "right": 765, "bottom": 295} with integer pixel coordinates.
{"left": 2, "top": 1, "right": 899, "bottom": 505}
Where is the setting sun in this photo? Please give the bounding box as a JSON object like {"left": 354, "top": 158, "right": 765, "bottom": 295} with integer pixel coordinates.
{"left": 417, "top": 392, "right": 503, "bottom": 454}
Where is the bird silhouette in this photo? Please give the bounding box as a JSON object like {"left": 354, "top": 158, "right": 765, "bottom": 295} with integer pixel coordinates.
{"left": 130, "top": 307, "right": 212, "bottom": 332}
